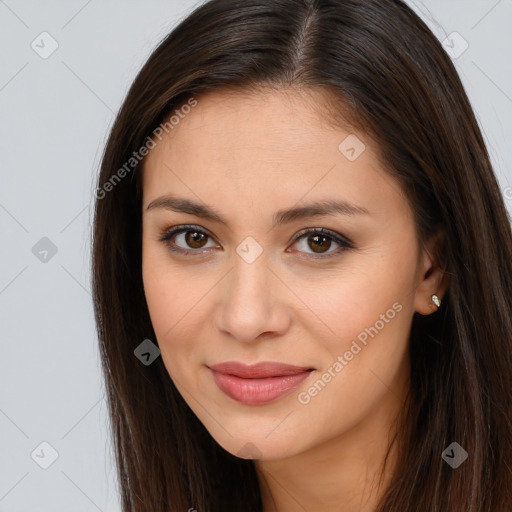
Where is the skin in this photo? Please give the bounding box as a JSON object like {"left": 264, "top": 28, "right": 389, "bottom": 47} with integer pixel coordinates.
{"left": 141, "top": 87, "right": 448, "bottom": 511}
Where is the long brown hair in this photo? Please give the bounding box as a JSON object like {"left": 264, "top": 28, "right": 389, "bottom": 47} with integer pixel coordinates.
{"left": 91, "top": 0, "right": 512, "bottom": 510}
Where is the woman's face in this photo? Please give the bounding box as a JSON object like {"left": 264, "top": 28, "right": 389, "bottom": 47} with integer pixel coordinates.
{"left": 141, "top": 88, "right": 438, "bottom": 461}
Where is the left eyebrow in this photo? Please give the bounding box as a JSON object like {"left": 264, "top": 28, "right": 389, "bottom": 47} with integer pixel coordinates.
{"left": 145, "top": 194, "right": 370, "bottom": 229}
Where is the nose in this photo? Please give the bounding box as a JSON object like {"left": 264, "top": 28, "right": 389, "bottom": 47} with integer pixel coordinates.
{"left": 214, "top": 254, "right": 292, "bottom": 343}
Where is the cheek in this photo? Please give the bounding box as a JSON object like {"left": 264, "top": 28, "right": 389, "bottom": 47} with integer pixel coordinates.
{"left": 308, "top": 253, "right": 416, "bottom": 350}
{"left": 291, "top": 273, "right": 413, "bottom": 446}
{"left": 142, "top": 248, "right": 217, "bottom": 380}
{"left": 298, "top": 249, "right": 416, "bottom": 417}
{"left": 142, "top": 239, "right": 198, "bottom": 331}
{"left": 142, "top": 250, "right": 193, "bottom": 350}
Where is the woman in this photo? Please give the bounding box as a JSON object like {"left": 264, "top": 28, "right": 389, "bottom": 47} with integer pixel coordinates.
{"left": 91, "top": 0, "right": 512, "bottom": 510}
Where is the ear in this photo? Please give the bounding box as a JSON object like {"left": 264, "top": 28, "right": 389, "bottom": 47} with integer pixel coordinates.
{"left": 413, "top": 230, "right": 450, "bottom": 315}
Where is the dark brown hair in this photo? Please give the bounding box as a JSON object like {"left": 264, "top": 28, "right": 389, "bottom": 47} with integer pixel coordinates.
{"left": 91, "top": 0, "right": 512, "bottom": 510}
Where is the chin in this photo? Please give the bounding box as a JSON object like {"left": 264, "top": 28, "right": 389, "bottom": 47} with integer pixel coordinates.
{"left": 202, "top": 420, "right": 309, "bottom": 461}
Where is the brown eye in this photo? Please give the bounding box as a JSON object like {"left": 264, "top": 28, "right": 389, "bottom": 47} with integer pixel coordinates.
{"left": 307, "top": 234, "right": 332, "bottom": 253}
{"left": 184, "top": 230, "right": 208, "bottom": 249}
{"left": 158, "top": 225, "right": 219, "bottom": 254}
{"left": 290, "top": 228, "right": 353, "bottom": 258}
{"left": 158, "top": 225, "right": 353, "bottom": 259}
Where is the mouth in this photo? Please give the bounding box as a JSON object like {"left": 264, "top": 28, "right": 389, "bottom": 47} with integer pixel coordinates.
{"left": 207, "top": 361, "right": 315, "bottom": 405}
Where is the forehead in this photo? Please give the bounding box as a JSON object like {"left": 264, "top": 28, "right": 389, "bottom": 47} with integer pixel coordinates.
{"left": 141, "top": 87, "right": 405, "bottom": 223}
{"left": 144, "top": 86, "right": 363, "bottom": 171}
{"left": 160, "top": 86, "right": 352, "bottom": 151}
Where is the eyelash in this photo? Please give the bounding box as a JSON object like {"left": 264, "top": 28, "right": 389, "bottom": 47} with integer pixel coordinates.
{"left": 157, "top": 224, "right": 354, "bottom": 260}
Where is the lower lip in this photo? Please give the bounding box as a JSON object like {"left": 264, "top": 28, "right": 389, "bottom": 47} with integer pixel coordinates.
{"left": 209, "top": 369, "right": 312, "bottom": 405}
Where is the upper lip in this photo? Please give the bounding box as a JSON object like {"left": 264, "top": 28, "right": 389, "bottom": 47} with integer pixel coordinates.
{"left": 208, "top": 361, "right": 314, "bottom": 378}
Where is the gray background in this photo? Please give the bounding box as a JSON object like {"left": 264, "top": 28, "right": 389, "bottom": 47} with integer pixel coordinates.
{"left": 1, "top": 1, "right": 511, "bottom": 511}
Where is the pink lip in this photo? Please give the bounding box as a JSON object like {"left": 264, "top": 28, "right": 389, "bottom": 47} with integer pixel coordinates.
{"left": 208, "top": 361, "right": 314, "bottom": 405}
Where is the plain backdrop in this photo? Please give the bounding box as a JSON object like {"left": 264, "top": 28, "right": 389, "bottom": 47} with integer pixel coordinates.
{"left": 1, "top": 1, "right": 511, "bottom": 510}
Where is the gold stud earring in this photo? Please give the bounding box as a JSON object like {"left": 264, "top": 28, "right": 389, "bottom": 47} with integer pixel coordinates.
{"left": 431, "top": 294, "right": 441, "bottom": 308}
